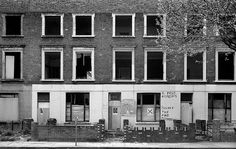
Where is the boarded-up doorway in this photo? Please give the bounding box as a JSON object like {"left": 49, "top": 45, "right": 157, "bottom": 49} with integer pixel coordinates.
{"left": 108, "top": 93, "right": 121, "bottom": 130}
{"left": 37, "top": 93, "right": 50, "bottom": 125}
{"left": 181, "top": 93, "right": 193, "bottom": 125}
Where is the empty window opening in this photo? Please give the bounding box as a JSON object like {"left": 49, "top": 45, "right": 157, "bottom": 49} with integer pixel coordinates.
{"left": 115, "top": 52, "right": 132, "bottom": 80}
{"left": 187, "top": 52, "right": 203, "bottom": 80}
{"left": 5, "top": 16, "right": 21, "bottom": 35}
{"left": 147, "top": 52, "right": 163, "bottom": 80}
{"left": 137, "top": 93, "right": 160, "bottom": 122}
{"left": 76, "top": 52, "right": 92, "bottom": 79}
{"left": 147, "top": 15, "right": 164, "bottom": 36}
{"left": 38, "top": 93, "right": 50, "bottom": 102}
{"left": 45, "top": 52, "right": 61, "bottom": 79}
{"left": 66, "top": 93, "right": 89, "bottom": 122}
{"left": 109, "top": 93, "right": 121, "bottom": 101}
{"left": 115, "top": 16, "right": 132, "bottom": 36}
{"left": 45, "top": 16, "right": 61, "bottom": 35}
{"left": 218, "top": 52, "right": 234, "bottom": 80}
{"left": 187, "top": 15, "right": 204, "bottom": 36}
{"left": 76, "top": 16, "right": 92, "bottom": 35}
{"left": 208, "top": 93, "right": 231, "bottom": 122}
{"left": 4, "top": 52, "right": 21, "bottom": 79}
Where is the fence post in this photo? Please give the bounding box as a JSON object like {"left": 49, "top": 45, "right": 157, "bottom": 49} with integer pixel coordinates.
{"left": 212, "top": 119, "right": 221, "bottom": 142}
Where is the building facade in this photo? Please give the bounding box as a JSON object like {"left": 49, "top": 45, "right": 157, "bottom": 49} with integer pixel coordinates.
{"left": 0, "top": 0, "right": 235, "bottom": 130}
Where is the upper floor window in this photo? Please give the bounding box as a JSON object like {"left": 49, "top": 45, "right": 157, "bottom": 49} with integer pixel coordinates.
{"left": 2, "top": 14, "right": 23, "bottom": 36}
{"left": 112, "top": 14, "right": 135, "bottom": 37}
{"left": 144, "top": 49, "right": 166, "bottom": 81}
{"left": 72, "top": 47, "right": 94, "bottom": 81}
{"left": 216, "top": 49, "right": 236, "bottom": 81}
{"left": 216, "top": 14, "right": 236, "bottom": 36}
{"left": 144, "top": 14, "right": 166, "bottom": 37}
{"left": 72, "top": 14, "right": 95, "bottom": 37}
{"left": 2, "top": 48, "right": 23, "bottom": 80}
{"left": 185, "top": 14, "right": 206, "bottom": 36}
{"left": 113, "top": 48, "right": 134, "bottom": 81}
{"left": 184, "top": 51, "right": 206, "bottom": 81}
{"left": 41, "top": 47, "right": 63, "bottom": 81}
{"left": 41, "top": 14, "right": 64, "bottom": 37}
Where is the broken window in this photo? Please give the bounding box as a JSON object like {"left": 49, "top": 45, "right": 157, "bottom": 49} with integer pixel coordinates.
{"left": 73, "top": 15, "right": 94, "bottom": 36}
{"left": 115, "top": 51, "right": 132, "bottom": 80}
{"left": 218, "top": 52, "right": 234, "bottom": 80}
{"left": 4, "top": 52, "right": 21, "bottom": 79}
{"left": 145, "top": 15, "right": 165, "bottom": 36}
{"left": 187, "top": 52, "right": 203, "bottom": 80}
{"left": 113, "top": 14, "right": 134, "bottom": 36}
{"left": 187, "top": 15, "right": 204, "bottom": 36}
{"left": 208, "top": 93, "right": 231, "bottom": 122}
{"left": 146, "top": 52, "right": 163, "bottom": 80}
{"left": 137, "top": 93, "right": 160, "bottom": 122}
{"left": 4, "top": 15, "right": 22, "bottom": 36}
{"left": 44, "top": 52, "right": 61, "bottom": 79}
{"left": 66, "top": 93, "right": 89, "bottom": 122}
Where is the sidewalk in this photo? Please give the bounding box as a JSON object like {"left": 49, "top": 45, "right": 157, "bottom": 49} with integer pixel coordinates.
{"left": 0, "top": 141, "right": 235, "bottom": 148}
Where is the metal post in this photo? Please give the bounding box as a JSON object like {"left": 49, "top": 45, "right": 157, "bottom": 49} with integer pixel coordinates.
{"left": 75, "top": 117, "right": 78, "bottom": 146}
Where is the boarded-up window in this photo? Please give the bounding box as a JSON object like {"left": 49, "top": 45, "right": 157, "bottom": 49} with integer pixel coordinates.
{"left": 66, "top": 93, "right": 89, "bottom": 122}
{"left": 218, "top": 52, "right": 234, "bottom": 80}
{"left": 45, "top": 52, "right": 61, "bottom": 79}
{"left": 137, "top": 93, "right": 160, "bottom": 122}
{"left": 4, "top": 52, "right": 21, "bottom": 79}
{"left": 115, "top": 51, "right": 132, "bottom": 80}
{"left": 147, "top": 52, "right": 163, "bottom": 80}
{"left": 187, "top": 52, "right": 203, "bottom": 80}
{"left": 208, "top": 93, "right": 231, "bottom": 122}
{"left": 115, "top": 16, "right": 132, "bottom": 36}
{"left": 45, "top": 16, "right": 61, "bottom": 35}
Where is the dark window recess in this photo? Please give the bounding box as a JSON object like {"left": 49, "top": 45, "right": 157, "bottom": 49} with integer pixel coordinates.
{"left": 137, "top": 93, "right": 160, "bottom": 122}
{"left": 147, "top": 15, "right": 163, "bottom": 36}
{"left": 147, "top": 52, "right": 163, "bottom": 80}
{"left": 76, "top": 53, "right": 92, "bottom": 79}
{"left": 0, "top": 93, "right": 18, "bottom": 98}
{"left": 5, "top": 16, "right": 21, "bottom": 35}
{"left": 115, "top": 16, "right": 132, "bottom": 36}
{"left": 208, "top": 93, "right": 231, "bottom": 122}
{"left": 38, "top": 93, "right": 50, "bottom": 102}
{"left": 45, "top": 16, "right": 61, "bottom": 35}
{"left": 219, "top": 15, "right": 236, "bottom": 31}
{"left": 66, "top": 93, "right": 89, "bottom": 122}
{"left": 115, "top": 52, "right": 132, "bottom": 80}
{"left": 5, "top": 52, "right": 21, "bottom": 79}
{"left": 45, "top": 52, "right": 61, "bottom": 79}
{"left": 218, "top": 52, "right": 234, "bottom": 80}
{"left": 76, "top": 16, "right": 92, "bottom": 35}
{"left": 109, "top": 93, "right": 121, "bottom": 101}
{"left": 187, "top": 52, "right": 203, "bottom": 80}
{"left": 187, "top": 15, "right": 204, "bottom": 36}
{"left": 181, "top": 93, "right": 193, "bottom": 103}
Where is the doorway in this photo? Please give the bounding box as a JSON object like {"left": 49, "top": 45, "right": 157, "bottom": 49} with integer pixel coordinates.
{"left": 108, "top": 92, "right": 121, "bottom": 130}
{"left": 37, "top": 93, "right": 50, "bottom": 125}
{"left": 181, "top": 93, "right": 193, "bottom": 125}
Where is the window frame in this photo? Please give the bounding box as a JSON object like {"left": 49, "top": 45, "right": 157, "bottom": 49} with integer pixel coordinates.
{"left": 112, "top": 13, "right": 135, "bottom": 37}
{"left": 1, "top": 48, "right": 23, "bottom": 80}
{"left": 144, "top": 48, "right": 166, "bottom": 82}
{"left": 72, "top": 14, "right": 95, "bottom": 37}
{"left": 112, "top": 48, "right": 135, "bottom": 82}
{"left": 184, "top": 14, "right": 206, "bottom": 37}
{"left": 215, "top": 48, "right": 236, "bottom": 82}
{"left": 184, "top": 50, "right": 206, "bottom": 82}
{"left": 41, "top": 47, "right": 64, "bottom": 81}
{"left": 143, "top": 14, "right": 166, "bottom": 38}
{"left": 41, "top": 13, "right": 64, "bottom": 37}
{"left": 2, "top": 14, "right": 24, "bottom": 37}
{"left": 72, "top": 47, "right": 95, "bottom": 81}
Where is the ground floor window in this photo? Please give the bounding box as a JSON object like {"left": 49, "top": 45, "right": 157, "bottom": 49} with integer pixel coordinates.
{"left": 137, "top": 93, "right": 160, "bottom": 122}
{"left": 66, "top": 93, "right": 89, "bottom": 122}
{"left": 208, "top": 93, "right": 231, "bottom": 122}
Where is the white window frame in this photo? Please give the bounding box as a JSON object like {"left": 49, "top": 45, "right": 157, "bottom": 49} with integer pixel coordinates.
{"left": 41, "top": 47, "right": 63, "bottom": 81}
{"left": 184, "top": 50, "right": 206, "bottom": 82}
{"left": 184, "top": 14, "right": 206, "bottom": 37}
{"left": 144, "top": 48, "right": 166, "bottom": 82}
{"left": 41, "top": 14, "right": 64, "bottom": 37}
{"left": 2, "top": 48, "right": 23, "bottom": 80}
{"left": 143, "top": 14, "right": 166, "bottom": 38}
{"left": 2, "top": 14, "right": 24, "bottom": 36}
{"left": 112, "top": 48, "right": 135, "bottom": 82}
{"left": 72, "top": 14, "right": 95, "bottom": 37}
{"left": 72, "top": 47, "right": 95, "bottom": 81}
{"left": 215, "top": 48, "right": 236, "bottom": 82}
{"left": 112, "top": 13, "right": 135, "bottom": 37}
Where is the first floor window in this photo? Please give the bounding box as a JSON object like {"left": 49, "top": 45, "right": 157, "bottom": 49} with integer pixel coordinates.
{"left": 2, "top": 48, "right": 22, "bottom": 80}
{"left": 137, "top": 93, "right": 160, "bottom": 122}
{"left": 66, "top": 93, "right": 89, "bottom": 122}
{"left": 208, "top": 93, "right": 231, "bottom": 122}
{"left": 144, "top": 14, "right": 166, "bottom": 37}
